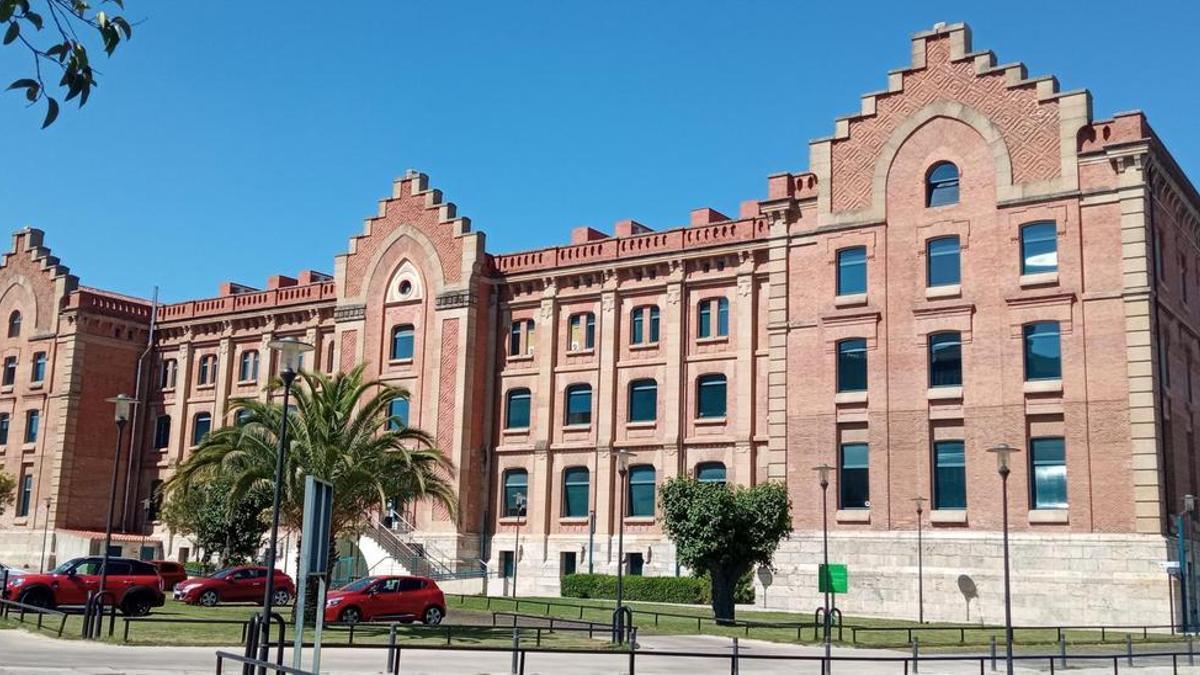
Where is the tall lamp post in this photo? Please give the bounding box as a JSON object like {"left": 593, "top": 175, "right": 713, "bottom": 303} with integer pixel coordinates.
{"left": 614, "top": 448, "right": 633, "bottom": 644}
{"left": 39, "top": 497, "right": 52, "bottom": 572}
{"left": 912, "top": 496, "right": 927, "bottom": 624}
{"left": 987, "top": 442, "right": 1018, "bottom": 675}
{"left": 257, "top": 337, "right": 313, "bottom": 667}
{"left": 512, "top": 493, "right": 527, "bottom": 598}
{"left": 1176, "top": 494, "right": 1196, "bottom": 632}
{"left": 99, "top": 394, "right": 137, "bottom": 607}
{"left": 814, "top": 463, "right": 834, "bottom": 675}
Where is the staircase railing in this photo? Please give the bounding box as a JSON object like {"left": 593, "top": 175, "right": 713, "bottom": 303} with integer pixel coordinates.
{"left": 367, "top": 518, "right": 489, "bottom": 581}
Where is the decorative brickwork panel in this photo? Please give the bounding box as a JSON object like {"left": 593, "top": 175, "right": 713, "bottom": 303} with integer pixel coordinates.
{"left": 339, "top": 329, "right": 357, "bottom": 369}
{"left": 831, "top": 36, "right": 1061, "bottom": 212}
{"left": 433, "top": 318, "right": 459, "bottom": 521}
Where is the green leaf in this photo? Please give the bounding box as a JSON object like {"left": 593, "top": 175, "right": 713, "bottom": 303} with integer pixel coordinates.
{"left": 23, "top": 10, "right": 39, "bottom": 30}
{"left": 6, "top": 77, "right": 36, "bottom": 91}
{"left": 46, "top": 42, "right": 67, "bottom": 60}
{"left": 3, "top": 21, "right": 18, "bottom": 45}
{"left": 0, "top": 1, "right": 15, "bottom": 23}
{"left": 111, "top": 15, "right": 130, "bottom": 38}
{"left": 41, "top": 97, "right": 58, "bottom": 128}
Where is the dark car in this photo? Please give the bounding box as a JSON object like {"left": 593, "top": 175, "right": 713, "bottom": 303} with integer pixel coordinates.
{"left": 173, "top": 566, "right": 295, "bottom": 607}
{"left": 323, "top": 575, "right": 445, "bottom": 625}
{"left": 151, "top": 560, "right": 188, "bottom": 591}
{"left": 3, "top": 556, "right": 165, "bottom": 616}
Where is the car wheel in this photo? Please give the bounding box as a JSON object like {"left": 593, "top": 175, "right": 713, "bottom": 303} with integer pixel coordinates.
{"left": 19, "top": 588, "right": 53, "bottom": 610}
{"left": 120, "top": 594, "right": 154, "bottom": 617}
{"left": 272, "top": 589, "right": 292, "bottom": 606}
{"left": 422, "top": 605, "right": 444, "bottom": 626}
{"left": 198, "top": 590, "right": 219, "bottom": 607}
{"left": 339, "top": 607, "right": 361, "bottom": 625}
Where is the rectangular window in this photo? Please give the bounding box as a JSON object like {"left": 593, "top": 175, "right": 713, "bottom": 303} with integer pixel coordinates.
{"left": 31, "top": 352, "right": 46, "bottom": 383}
{"left": 836, "top": 247, "right": 867, "bottom": 295}
{"left": 0, "top": 413, "right": 9, "bottom": 445}
{"left": 717, "top": 299, "right": 728, "bottom": 336}
{"left": 505, "top": 390, "right": 531, "bottom": 429}
{"left": 1023, "top": 322, "right": 1062, "bottom": 381}
{"left": 627, "top": 552, "right": 644, "bottom": 576}
{"left": 649, "top": 306, "right": 660, "bottom": 343}
{"left": 388, "top": 398, "right": 410, "bottom": 430}
{"left": 696, "top": 375, "right": 727, "bottom": 419}
{"left": 839, "top": 443, "right": 869, "bottom": 509}
{"left": 504, "top": 470, "right": 528, "bottom": 518}
{"left": 153, "top": 415, "right": 171, "bottom": 449}
{"left": 565, "top": 385, "right": 592, "bottom": 426}
{"left": 627, "top": 465, "right": 656, "bottom": 517}
{"left": 1031, "top": 437, "right": 1067, "bottom": 509}
{"left": 928, "top": 332, "right": 962, "bottom": 388}
{"left": 1020, "top": 222, "right": 1058, "bottom": 275}
{"left": 192, "top": 414, "right": 211, "bottom": 446}
{"left": 628, "top": 379, "right": 657, "bottom": 423}
{"left": 562, "top": 467, "right": 589, "bottom": 518}
{"left": 926, "top": 236, "right": 961, "bottom": 287}
{"left": 17, "top": 469, "right": 32, "bottom": 517}
{"left": 697, "top": 299, "right": 729, "bottom": 339}
{"left": 631, "top": 309, "right": 643, "bottom": 344}
{"left": 630, "top": 305, "right": 659, "bottom": 345}
{"left": 698, "top": 302, "right": 711, "bottom": 339}
{"left": 568, "top": 313, "right": 595, "bottom": 351}
{"left": 24, "top": 409, "right": 38, "bottom": 443}
{"left": 837, "top": 339, "right": 868, "bottom": 392}
{"left": 2, "top": 356, "right": 16, "bottom": 386}
{"left": 509, "top": 319, "right": 534, "bottom": 357}
{"left": 933, "top": 440, "right": 966, "bottom": 510}
{"left": 501, "top": 551, "right": 515, "bottom": 578}
{"left": 561, "top": 551, "right": 577, "bottom": 577}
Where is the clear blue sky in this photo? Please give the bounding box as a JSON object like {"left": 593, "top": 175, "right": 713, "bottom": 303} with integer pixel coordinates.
{"left": 1, "top": 1, "right": 1196, "bottom": 303}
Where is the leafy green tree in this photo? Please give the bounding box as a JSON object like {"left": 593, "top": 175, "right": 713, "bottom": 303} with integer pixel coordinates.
{"left": 165, "top": 364, "right": 457, "bottom": 565}
{"left": 2, "top": 0, "right": 134, "bottom": 127}
{"left": 0, "top": 467, "right": 15, "bottom": 517}
{"left": 659, "top": 477, "right": 792, "bottom": 623}
{"left": 160, "top": 475, "right": 269, "bottom": 566}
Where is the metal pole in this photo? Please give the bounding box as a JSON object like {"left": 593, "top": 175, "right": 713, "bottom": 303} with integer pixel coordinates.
{"left": 587, "top": 510, "right": 595, "bottom": 574}
{"left": 258, "top": 371, "right": 295, "bottom": 670}
{"left": 916, "top": 501, "right": 925, "bottom": 624}
{"left": 39, "top": 497, "right": 52, "bottom": 573}
{"left": 615, "top": 466, "right": 627, "bottom": 644}
{"left": 312, "top": 577, "right": 327, "bottom": 674}
{"left": 821, "top": 478, "right": 831, "bottom": 675}
{"left": 1180, "top": 513, "right": 1190, "bottom": 633}
{"left": 291, "top": 522, "right": 310, "bottom": 669}
{"left": 1000, "top": 466, "right": 1014, "bottom": 675}
{"left": 98, "top": 418, "right": 128, "bottom": 612}
{"left": 513, "top": 518, "right": 519, "bottom": 598}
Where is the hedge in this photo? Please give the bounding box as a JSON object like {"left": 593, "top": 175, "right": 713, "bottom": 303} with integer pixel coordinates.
{"left": 561, "top": 574, "right": 708, "bottom": 604}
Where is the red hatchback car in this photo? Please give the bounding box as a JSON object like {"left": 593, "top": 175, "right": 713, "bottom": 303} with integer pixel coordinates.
{"left": 173, "top": 566, "right": 295, "bottom": 607}
{"left": 324, "top": 575, "right": 445, "bottom": 625}
{"left": 151, "top": 561, "right": 188, "bottom": 591}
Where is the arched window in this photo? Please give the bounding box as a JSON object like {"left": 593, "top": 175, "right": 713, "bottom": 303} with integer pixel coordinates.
{"left": 564, "top": 383, "right": 592, "bottom": 426}
{"left": 630, "top": 305, "right": 660, "bottom": 345}
{"left": 7, "top": 311, "right": 20, "bottom": 338}
{"left": 562, "top": 466, "right": 590, "bottom": 518}
{"left": 505, "top": 388, "right": 531, "bottom": 429}
{"left": 627, "top": 465, "right": 656, "bottom": 517}
{"left": 568, "top": 312, "right": 595, "bottom": 351}
{"left": 191, "top": 412, "right": 212, "bottom": 446}
{"left": 238, "top": 350, "right": 259, "bottom": 382}
{"left": 698, "top": 297, "right": 729, "bottom": 339}
{"left": 503, "top": 469, "right": 528, "bottom": 517}
{"left": 695, "top": 462, "right": 727, "bottom": 484}
{"left": 391, "top": 324, "right": 415, "bottom": 361}
{"left": 926, "top": 162, "right": 960, "bottom": 207}
{"left": 628, "top": 379, "right": 657, "bottom": 423}
{"left": 696, "top": 374, "right": 727, "bottom": 419}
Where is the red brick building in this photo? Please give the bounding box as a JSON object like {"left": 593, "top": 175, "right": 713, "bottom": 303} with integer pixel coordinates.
{"left": 1, "top": 23, "right": 1195, "bottom": 624}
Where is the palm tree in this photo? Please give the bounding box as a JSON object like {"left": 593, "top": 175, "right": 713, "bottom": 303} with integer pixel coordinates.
{"left": 165, "top": 364, "right": 456, "bottom": 559}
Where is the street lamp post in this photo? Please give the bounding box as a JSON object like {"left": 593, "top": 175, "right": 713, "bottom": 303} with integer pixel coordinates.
{"left": 814, "top": 464, "right": 834, "bottom": 675}
{"left": 39, "top": 497, "right": 52, "bottom": 572}
{"left": 614, "top": 448, "right": 633, "bottom": 644}
{"left": 1177, "top": 494, "right": 1196, "bottom": 632}
{"left": 987, "top": 442, "right": 1019, "bottom": 675}
{"left": 512, "top": 493, "right": 527, "bottom": 598}
{"left": 99, "top": 394, "right": 137, "bottom": 608}
{"left": 912, "top": 496, "right": 927, "bottom": 624}
{"left": 257, "top": 337, "right": 313, "bottom": 667}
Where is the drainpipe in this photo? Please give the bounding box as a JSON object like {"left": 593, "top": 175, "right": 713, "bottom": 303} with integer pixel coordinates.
{"left": 479, "top": 280, "right": 500, "bottom": 575}
{"left": 122, "top": 287, "right": 158, "bottom": 532}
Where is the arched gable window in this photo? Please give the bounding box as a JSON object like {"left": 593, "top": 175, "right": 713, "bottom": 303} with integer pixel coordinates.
{"left": 391, "top": 324, "right": 415, "bottom": 360}
{"left": 926, "top": 162, "right": 960, "bottom": 207}
{"left": 7, "top": 311, "right": 20, "bottom": 338}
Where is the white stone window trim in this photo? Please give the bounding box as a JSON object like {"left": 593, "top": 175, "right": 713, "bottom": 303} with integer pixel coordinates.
{"left": 834, "top": 293, "right": 868, "bottom": 308}
{"left": 1019, "top": 271, "right": 1059, "bottom": 288}
{"left": 834, "top": 391, "right": 868, "bottom": 405}
{"left": 925, "top": 284, "right": 961, "bottom": 300}
{"left": 1028, "top": 509, "right": 1069, "bottom": 525}
{"left": 929, "top": 509, "right": 967, "bottom": 524}
{"left": 926, "top": 386, "right": 963, "bottom": 401}
{"left": 1023, "top": 379, "right": 1063, "bottom": 395}
{"left": 835, "top": 509, "right": 870, "bottom": 524}
{"left": 694, "top": 416, "right": 727, "bottom": 426}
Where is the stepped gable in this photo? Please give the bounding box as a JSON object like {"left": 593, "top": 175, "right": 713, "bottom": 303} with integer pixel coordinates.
{"left": 812, "top": 22, "right": 1092, "bottom": 221}
{"left": 338, "top": 170, "right": 474, "bottom": 299}
{"left": 0, "top": 227, "right": 78, "bottom": 331}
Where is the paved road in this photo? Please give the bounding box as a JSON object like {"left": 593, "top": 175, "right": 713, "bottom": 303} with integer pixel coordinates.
{"left": 1, "top": 630, "right": 1197, "bottom": 674}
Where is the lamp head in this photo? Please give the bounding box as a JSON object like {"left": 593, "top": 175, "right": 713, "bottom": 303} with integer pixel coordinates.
{"left": 106, "top": 394, "right": 137, "bottom": 423}
{"left": 514, "top": 492, "right": 527, "bottom": 515}
{"left": 813, "top": 464, "right": 833, "bottom": 488}
{"left": 986, "top": 443, "right": 1018, "bottom": 474}
{"left": 912, "top": 496, "right": 927, "bottom": 513}
{"left": 615, "top": 448, "right": 633, "bottom": 474}
{"left": 268, "top": 337, "right": 314, "bottom": 374}
{"left": 1186, "top": 494, "right": 1196, "bottom": 514}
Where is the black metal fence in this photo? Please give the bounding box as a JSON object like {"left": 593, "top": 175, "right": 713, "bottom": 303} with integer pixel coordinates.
{"left": 0, "top": 597, "right": 68, "bottom": 637}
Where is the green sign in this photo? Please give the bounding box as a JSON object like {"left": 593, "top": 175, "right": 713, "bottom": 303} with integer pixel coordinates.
{"left": 818, "top": 563, "right": 848, "bottom": 594}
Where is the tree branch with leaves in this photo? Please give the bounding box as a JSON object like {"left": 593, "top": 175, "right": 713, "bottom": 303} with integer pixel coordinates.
{"left": 0, "top": 467, "right": 15, "bottom": 517}
{"left": 3, "top": 0, "right": 133, "bottom": 127}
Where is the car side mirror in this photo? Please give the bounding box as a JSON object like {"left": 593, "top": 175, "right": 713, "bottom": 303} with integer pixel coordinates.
{"left": 66, "top": 568, "right": 76, "bottom": 577}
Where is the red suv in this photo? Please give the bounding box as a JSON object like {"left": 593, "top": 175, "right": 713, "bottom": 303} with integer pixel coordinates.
{"left": 2, "top": 556, "right": 165, "bottom": 616}
{"left": 173, "top": 566, "right": 295, "bottom": 607}
{"left": 324, "top": 575, "right": 445, "bottom": 625}
{"left": 151, "top": 561, "right": 188, "bottom": 591}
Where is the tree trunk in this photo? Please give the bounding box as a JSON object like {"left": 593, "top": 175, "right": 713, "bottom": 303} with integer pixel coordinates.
{"left": 711, "top": 566, "right": 738, "bottom": 625}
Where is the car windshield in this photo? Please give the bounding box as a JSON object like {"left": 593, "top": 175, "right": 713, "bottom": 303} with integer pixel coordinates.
{"left": 338, "top": 578, "right": 375, "bottom": 593}
{"left": 50, "top": 558, "right": 83, "bottom": 574}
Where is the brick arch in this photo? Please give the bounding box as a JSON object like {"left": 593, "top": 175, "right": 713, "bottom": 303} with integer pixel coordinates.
{"left": 872, "top": 101, "right": 1013, "bottom": 218}
{"left": 0, "top": 276, "right": 40, "bottom": 330}
{"left": 359, "top": 224, "right": 447, "bottom": 305}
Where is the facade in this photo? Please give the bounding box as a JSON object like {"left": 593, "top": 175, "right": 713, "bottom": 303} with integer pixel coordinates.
{"left": 1, "top": 22, "right": 1197, "bottom": 624}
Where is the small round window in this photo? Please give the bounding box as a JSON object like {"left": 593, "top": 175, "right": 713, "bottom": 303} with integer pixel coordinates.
{"left": 399, "top": 280, "right": 413, "bottom": 297}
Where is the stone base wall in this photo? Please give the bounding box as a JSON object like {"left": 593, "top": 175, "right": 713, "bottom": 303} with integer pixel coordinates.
{"left": 0, "top": 529, "right": 45, "bottom": 571}
{"left": 760, "top": 531, "right": 1176, "bottom": 626}
{"left": 483, "top": 534, "right": 679, "bottom": 597}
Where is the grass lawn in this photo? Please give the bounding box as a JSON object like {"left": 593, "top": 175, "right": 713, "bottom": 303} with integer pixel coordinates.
{"left": 0, "top": 598, "right": 604, "bottom": 648}
{"left": 445, "top": 593, "right": 1191, "bottom": 653}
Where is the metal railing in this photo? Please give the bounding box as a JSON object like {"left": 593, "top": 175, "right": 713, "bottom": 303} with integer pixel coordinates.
{"left": 366, "top": 519, "right": 488, "bottom": 581}
{"left": 0, "top": 598, "right": 68, "bottom": 637}
{"left": 213, "top": 651, "right": 315, "bottom": 675}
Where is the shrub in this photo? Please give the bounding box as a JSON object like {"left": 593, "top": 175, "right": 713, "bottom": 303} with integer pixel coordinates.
{"left": 561, "top": 573, "right": 709, "bottom": 604}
